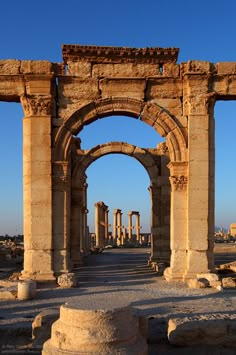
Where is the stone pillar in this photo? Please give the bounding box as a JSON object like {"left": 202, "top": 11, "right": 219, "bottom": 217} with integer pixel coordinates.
{"left": 104, "top": 208, "right": 109, "bottom": 245}
{"left": 117, "top": 210, "right": 122, "bottom": 245}
{"left": 185, "top": 111, "right": 215, "bottom": 278}
{"left": 70, "top": 187, "right": 82, "bottom": 267}
{"left": 135, "top": 212, "right": 140, "bottom": 244}
{"left": 52, "top": 161, "right": 71, "bottom": 275}
{"left": 164, "top": 162, "right": 188, "bottom": 281}
{"left": 113, "top": 210, "right": 118, "bottom": 243}
{"left": 182, "top": 71, "right": 215, "bottom": 279}
{"left": 95, "top": 202, "right": 100, "bottom": 246}
{"left": 20, "top": 95, "right": 55, "bottom": 281}
{"left": 128, "top": 212, "right": 133, "bottom": 241}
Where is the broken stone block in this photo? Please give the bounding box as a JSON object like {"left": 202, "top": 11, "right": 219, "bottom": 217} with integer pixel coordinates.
{"left": 57, "top": 273, "right": 77, "bottom": 288}
{"left": 209, "top": 280, "right": 222, "bottom": 289}
{"left": 197, "top": 273, "right": 219, "bottom": 282}
{"left": 32, "top": 308, "right": 60, "bottom": 347}
{"left": 187, "top": 278, "right": 209, "bottom": 289}
{"left": 0, "top": 286, "right": 17, "bottom": 300}
{"left": 168, "top": 313, "right": 236, "bottom": 347}
{"left": 222, "top": 277, "right": 236, "bottom": 288}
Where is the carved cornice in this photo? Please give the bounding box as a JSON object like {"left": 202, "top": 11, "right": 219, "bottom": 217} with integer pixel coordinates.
{"left": 170, "top": 175, "right": 188, "bottom": 191}
{"left": 62, "top": 44, "right": 179, "bottom": 64}
{"left": 20, "top": 95, "right": 53, "bottom": 116}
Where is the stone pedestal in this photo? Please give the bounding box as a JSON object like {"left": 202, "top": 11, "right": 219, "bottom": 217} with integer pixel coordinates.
{"left": 42, "top": 297, "right": 147, "bottom": 354}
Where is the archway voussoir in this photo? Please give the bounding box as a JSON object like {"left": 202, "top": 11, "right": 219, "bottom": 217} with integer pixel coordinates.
{"left": 112, "top": 97, "right": 143, "bottom": 118}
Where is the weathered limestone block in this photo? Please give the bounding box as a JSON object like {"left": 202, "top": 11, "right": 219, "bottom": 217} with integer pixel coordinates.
{"left": 67, "top": 61, "right": 91, "bottom": 77}
{"left": 58, "top": 77, "right": 99, "bottom": 102}
{"left": 182, "top": 60, "right": 212, "bottom": 74}
{"left": 93, "top": 63, "right": 160, "bottom": 77}
{"left": 217, "top": 62, "right": 236, "bottom": 75}
{"left": 0, "top": 286, "right": 17, "bottom": 300}
{"left": 99, "top": 78, "right": 146, "bottom": 99}
{"left": 220, "top": 261, "right": 236, "bottom": 273}
{"left": 163, "top": 63, "right": 180, "bottom": 77}
{"left": 222, "top": 277, "right": 236, "bottom": 288}
{"left": 57, "top": 273, "right": 77, "bottom": 288}
{"left": 187, "top": 278, "right": 209, "bottom": 289}
{"left": 32, "top": 308, "right": 60, "bottom": 347}
{"left": 0, "top": 60, "right": 20, "bottom": 74}
{"left": 209, "top": 280, "right": 223, "bottom": 290}
{"left": 168, "top": 314, "right": 236, "bottom": 347}
{"left": 20, "top": 60, "right": 53, "bottom": 74}
{"left": 146, "top": 78, "right": 182, "bottom": 99}
{"left": 196, "top": 273, "right": 219, "bottom": 282}
{"left": 42, "top": 298, "right": 147, "bottom": 354}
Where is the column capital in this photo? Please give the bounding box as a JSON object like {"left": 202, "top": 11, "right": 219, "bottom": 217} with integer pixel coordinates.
{"left": 169, "top": 175, "right": 188, "bottom": 191}
{"left": 21, "top": 94, "right": 54, "bottom": 117}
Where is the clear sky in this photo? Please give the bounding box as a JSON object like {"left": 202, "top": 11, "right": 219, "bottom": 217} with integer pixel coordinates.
{"left": 0, "top": 0, "right": 236, "bottom": 234}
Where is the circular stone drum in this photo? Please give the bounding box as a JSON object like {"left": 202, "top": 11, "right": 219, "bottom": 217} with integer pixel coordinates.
{"left": 42, "top": 297, "right": 147, "bottom": 354}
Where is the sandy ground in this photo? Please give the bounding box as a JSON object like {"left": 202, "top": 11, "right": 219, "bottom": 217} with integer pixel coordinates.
{"left": 0, "top": 245, "right": 235, "bottom": 354}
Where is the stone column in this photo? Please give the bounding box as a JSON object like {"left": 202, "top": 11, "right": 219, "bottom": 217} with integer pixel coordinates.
{"left": 185, "top": 110, "right": 215, "bottom": 278}
{"left": 128, "top": 212, "right": 133, "bottom": 241}
{"left": 164, "top": 162, "right": 188, "bottom": 281}
{"left": 70, "top": 187, "right": 83, "bottom": 267}
{"left": 95, "top": 202, "right": 100, "bottom": 246}
{"left": 20, "top": 95, "right": 55, "bottom": 281}
{"left": 52, "top": 161, "right": 71, "bottom": 275}
{"left": 104, "top": 208, "right": 109, "bottom": 245}
{"left": 182, "top": 70, "right": 215, "bottom": 279}
{"left": 117, "top": 210, "right": 122, "bottom": 245}
{"left": 135, "top": 213, "right": 140, "bottom": 244}
{"left": 113, "top": 210, "right": 118, "bottom": 244}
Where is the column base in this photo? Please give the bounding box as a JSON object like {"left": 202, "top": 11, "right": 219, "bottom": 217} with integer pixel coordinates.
{"left": 163, "top": 267, "right": 185, "bottom": 282}
{"left": 20, "top": 270, "right": 56, "bottom": 281}
{"left": 183, "top": 269, "right": 212, "bottom": 281}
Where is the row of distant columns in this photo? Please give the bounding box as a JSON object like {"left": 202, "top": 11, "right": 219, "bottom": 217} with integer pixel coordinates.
{"left": 94, "top": 205, "right": 142, "bottom": 247}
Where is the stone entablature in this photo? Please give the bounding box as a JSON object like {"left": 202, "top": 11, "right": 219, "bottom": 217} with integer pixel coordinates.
{"left": 62, "top": 44, "right": 179, "bottom": 64}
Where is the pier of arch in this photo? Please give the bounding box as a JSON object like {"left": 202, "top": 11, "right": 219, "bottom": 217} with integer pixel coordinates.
{"left": 1, "top": 44, "right": 235, "bottom": 281}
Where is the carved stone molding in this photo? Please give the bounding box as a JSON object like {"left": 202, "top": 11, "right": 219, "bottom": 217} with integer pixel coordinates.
{"left": 62, "top": 44, "right": 179, "bottom": 64}
{"left": 158, "top": 142, "right": 169, "bottom": 154}
{"left": 170, "top": 175, "right": 188, "bottom": 191}
{"left": 20, "top": 95, "right": 53, "bottom": 116}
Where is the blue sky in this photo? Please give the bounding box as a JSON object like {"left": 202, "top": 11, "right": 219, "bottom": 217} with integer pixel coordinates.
{"left": 0, "top": 0, "right": 236, "bottom": 234}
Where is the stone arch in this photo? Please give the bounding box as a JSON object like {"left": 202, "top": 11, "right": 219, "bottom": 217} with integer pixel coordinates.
{"left": 72, "top": 141, "right": 160, "bottom": 186}
{"left": 53, "top": 97, "right": 187, "bottom": 163}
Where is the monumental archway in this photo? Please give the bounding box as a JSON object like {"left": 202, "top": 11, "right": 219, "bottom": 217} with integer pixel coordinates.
{"left": 3, "top": 44, "right": 235, "bottom": 281}
{"left": 69, "top": 141, "right": 170, "bottom": 266}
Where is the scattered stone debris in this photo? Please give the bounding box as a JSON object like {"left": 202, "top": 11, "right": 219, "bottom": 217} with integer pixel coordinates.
{"left": 32, "top": 308, "right": 60, "bottom": 348}
{"left": 57, "top": 273, "right": 77, "bottom": 288}
{"left": 222, "top": 277, "right": 236, "bottom": 288}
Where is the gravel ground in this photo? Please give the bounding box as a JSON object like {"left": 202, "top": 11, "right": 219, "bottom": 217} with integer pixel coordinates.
{"left": 0, "top": 247, "right": 235, "bottom": 354}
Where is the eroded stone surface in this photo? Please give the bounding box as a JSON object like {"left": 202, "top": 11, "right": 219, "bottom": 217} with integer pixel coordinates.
{"left": 42, "top": 298, "right": 147, "bottom": 354}
{"left": 57, "top": 273, "right": 77, "bottom": 288}
{"left": 168, "top": 314, "right": 236, "bottom": 347}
